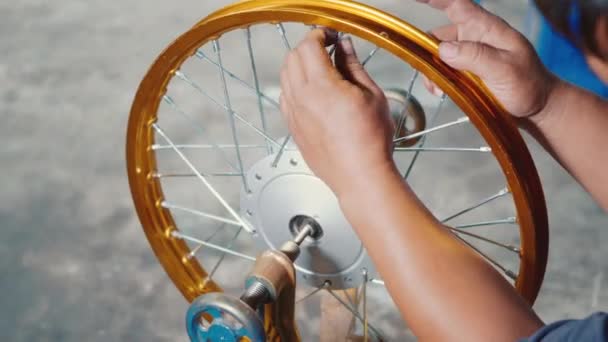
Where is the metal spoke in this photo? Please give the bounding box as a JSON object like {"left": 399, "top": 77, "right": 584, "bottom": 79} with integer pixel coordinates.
{"left": 362, "top": 46, "right": 380, "bottom": 66}
{"left": 161, "top": 201, "right": 243, "bottom": 228}
{"left": 449, "top": 227, "right": 520, "bottom": 254}
{"left": 403, "top": 94, "right": 447, "bottom": 179}
{"left": 454, "top": 234, "right": 517, "bottom": 280}
{"left": 153, "top": 144, "right": 272, "bottom": 151}
{"left": 345, "top": 289, "right": 358, "bottom": 311}
{"left": 153, "top": 172, "right": 243, "bottom": 178}
{"left": 362, "top": 269, "right": 369, "bottom": 342}
{"left": 326, "top": 288, "right": 384, "bottom": 340}
{"left": 271, "top": 135, "right": 292, "bottom": 167}
{"left": 441, "top": 187, "right": 510, "bottom": 223}
{"left": 328, "top": 32, "right": 344, "bottom": 57}
{"left": 393, "top": 116, "right": 471, "bottom": 144}
{"left": 195, "top": 51, "right": 280, "bottom": 109}
{"left": 394, "top": 71, "right": 419, "bottom": 142}
{"left": 455, "top": 217, "right": 517, "bottom": 229}
{"left": 153, "top": 123, "right": 255, "bottom": 233}
{"left": 172, "top": 231, "right": 256, "bottom": 262}
{"left": 296, "top": 285, "right": 325, "bottom": 304}
{"left": 187, "top": 223, "right": 226, "bottom": 260}
{"left": 201, "top": 226, "right": 245, "bottom": 289}
{"left": 162, "top": 95, "right": 239, "bottom": 172}
{"left": 173, "top": 71, "right": 280, "bottom": 149}
{"left": 370, "top": 279, "right": 385, "bottom": 286}
{"left": 276, "top": 23, "right": 292, "bottom": 50}
{"left": 269, "top": 23, "right": 294, "bottom": 167}
{"left": 215, "top": 39, "right": 249, "bottom": 193}
{"left": 245, "top": 28, "right": 272, "bottom": 155}
{"left": 395, "top": 146, "right": 492, "bottom": 153}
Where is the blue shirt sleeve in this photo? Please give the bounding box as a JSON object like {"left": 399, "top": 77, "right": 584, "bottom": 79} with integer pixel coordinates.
{"left": 522, "top": 312, "right": 608, "bottom": 342}
{"left": 527, "top": 3, "right": 608, "bottom": 98}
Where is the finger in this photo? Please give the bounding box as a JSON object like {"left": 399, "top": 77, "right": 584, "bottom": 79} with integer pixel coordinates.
{"left": 430, "top": 24, "right": 458, "bottom": 41}
{"left": 321, "top": 27, "right": 340, "bottom": 46}
{"left": 419, "top": 0, "right": 520, "bottom": 50}
{"left": 279, "top": 68, "right": 300, "bottom": 139}
{"left": 280, "top": 79, "right": 303, "bottom": 143}
{"left": 296, "top": 29, "right": 342, "bottom": 81}
{"left": 335, "top": 36, "right": 378, "bottom": 91}
{"left": 279, "top": 65, "right": 296, "bottom": 122}
{"left": 438, "top": 40, "right": 507, "bottom": 78}
{"left": 279, "top": 93, "right": 290, "bottom": 126}
{"left": 415, "top": 0, "right": 456, "bottom": 10}
{"left": 284, "top": 49, "right": 308, "bottom": 87}
{"left": 416, "top": 0, "right": 482, "bottom": 22}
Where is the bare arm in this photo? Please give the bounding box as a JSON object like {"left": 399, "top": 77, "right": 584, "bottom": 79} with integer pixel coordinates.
{"left": 525, "top": 81, "right": 608, "bottom": 209}
{"left": 280, "top": 28, "right": 543, "bottom": 341}
{"left": 339, "top": 164, "right": 543, "bottom": 341}
{"left": 421, "top": 0, "right": 608, "bottom": 210}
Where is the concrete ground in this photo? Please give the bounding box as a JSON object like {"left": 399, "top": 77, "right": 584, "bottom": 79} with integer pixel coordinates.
{"left": 1, "top": 0, "right": 606, "bottom": 341}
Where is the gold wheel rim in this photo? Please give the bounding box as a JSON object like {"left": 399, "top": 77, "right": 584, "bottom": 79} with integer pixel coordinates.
{"left": 127, "top": 0, "right": 549, "bottom": 328}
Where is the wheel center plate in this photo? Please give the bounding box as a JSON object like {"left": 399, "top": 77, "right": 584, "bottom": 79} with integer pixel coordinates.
{"left": 240, "top": 147, "right": 375, "bottom": 289}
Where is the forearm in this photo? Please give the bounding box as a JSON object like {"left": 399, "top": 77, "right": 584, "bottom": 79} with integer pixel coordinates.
{"left": 525, "top": 80, "right": 608, "bottom": 210}
{"left": 339, "top": 165, "right": 543, "bottom": 341}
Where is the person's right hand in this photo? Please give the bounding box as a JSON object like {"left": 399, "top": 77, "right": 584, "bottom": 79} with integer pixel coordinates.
{"left": 419, "top": 0, "right": 558, "bottom": 123}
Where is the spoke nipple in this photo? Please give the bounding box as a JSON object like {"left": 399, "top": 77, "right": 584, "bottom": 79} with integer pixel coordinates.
{"left": 480, "top": 146, "right": 492, "bottom": 152}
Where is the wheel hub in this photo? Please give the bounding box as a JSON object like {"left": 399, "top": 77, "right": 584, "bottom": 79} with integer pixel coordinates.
{"left": 240, "top": 146, "right": 375, "bottom": 289}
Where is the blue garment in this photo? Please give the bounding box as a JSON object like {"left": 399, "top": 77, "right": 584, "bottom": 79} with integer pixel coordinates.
{"left": 522, "top": 312, "right": 608, "bottom": 341}
{"left": 528, "top": 2, "right": 608, "bottom": 98}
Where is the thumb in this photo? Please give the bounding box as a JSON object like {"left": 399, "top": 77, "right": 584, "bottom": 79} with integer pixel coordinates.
{"left": 335, "top": 36, "right": 378, "bottom": 90}
{"left": 439, "top": 41, "right": 506, "bottom": 79}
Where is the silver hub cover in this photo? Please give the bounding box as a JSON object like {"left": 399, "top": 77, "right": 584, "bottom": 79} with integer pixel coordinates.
{"left": 240, "top": 148, "right": 375, "bottom": 289}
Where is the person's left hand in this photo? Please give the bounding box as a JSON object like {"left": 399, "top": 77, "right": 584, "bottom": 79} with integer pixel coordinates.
{"left": 279, "top": 29, "right": 396, "bottom": 199}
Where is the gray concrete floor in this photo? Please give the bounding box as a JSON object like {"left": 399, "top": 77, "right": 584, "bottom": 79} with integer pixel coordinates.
{"left": 1, "top": 0, "right": 606, "bottom": 341}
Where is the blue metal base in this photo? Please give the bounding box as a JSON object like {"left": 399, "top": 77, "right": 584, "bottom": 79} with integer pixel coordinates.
{"left": 186, "top": 293, "right": 266, "bottom": 342}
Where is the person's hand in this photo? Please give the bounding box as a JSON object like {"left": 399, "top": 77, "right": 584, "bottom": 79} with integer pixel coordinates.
{"left": 279, "top": 29, "right": 396, "bottom": 199}
{"left": 419, "top": 0, "right": 558, "bottom": 122}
